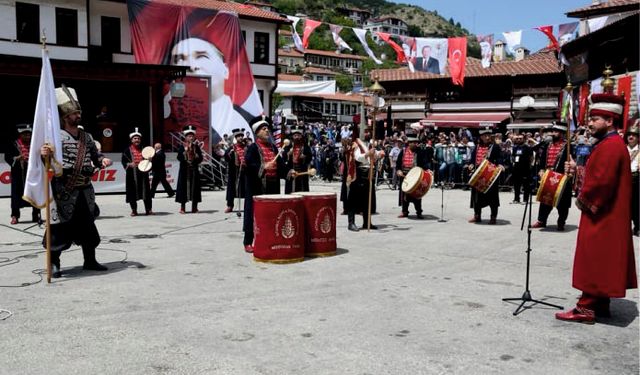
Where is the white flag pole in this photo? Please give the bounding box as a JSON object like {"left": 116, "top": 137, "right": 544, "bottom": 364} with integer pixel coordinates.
{"left": 40, "top": 32, "right": 52, "bottom": 283}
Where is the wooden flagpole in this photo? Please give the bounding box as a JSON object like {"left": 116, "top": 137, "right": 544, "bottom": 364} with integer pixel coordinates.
{"left": 366, "top": 78, "right": 385, "bottom": 232}
{"left": 44, "top": 154, "right": 52, "bottom": 283}
{"left": 564, "top": 82, "right": 573, "bottom": 166}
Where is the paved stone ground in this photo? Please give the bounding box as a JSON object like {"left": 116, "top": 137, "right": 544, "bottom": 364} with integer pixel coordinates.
{"left": 0, "top": 181, "right": 638, "bottom": 375}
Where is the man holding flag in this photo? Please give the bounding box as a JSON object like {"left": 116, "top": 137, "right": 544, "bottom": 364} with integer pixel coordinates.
{"left": 30, "top": 80, "right": 112, "bottom": 278}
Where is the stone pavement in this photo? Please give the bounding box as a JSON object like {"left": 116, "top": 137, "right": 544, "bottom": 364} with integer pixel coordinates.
{"left": 0, "top": 181, "right": 638, "bottom": 375}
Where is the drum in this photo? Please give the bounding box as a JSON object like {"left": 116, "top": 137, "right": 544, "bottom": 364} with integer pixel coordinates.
{"left": 141, "top": 146, "right": 155, "bottom": 159}
{"left": 293, "top": 192, "right": 336, "bottom": 257}
{"left": 536, "top": 169, "right": 568, "bottom": 207}
{"left": 401, "top": 167, "right": 433, "bottom": 199}
{"left": 253, "top": 195, "right": 305, "bottom": 264}
{"left": 468, "top": 159, "right": 502, "bottom": 194}
{"left": 137, "top": 159, "right": 152, "bottom": 172}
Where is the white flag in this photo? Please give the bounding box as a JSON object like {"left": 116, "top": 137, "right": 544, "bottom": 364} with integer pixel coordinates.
{"left": 23, "top": 49, "right": 62, "bottom": 208}
{"left": 330, "top": 24, "right": 352, "bottom": 51}
{"left": 502, "top": 30, "right": 522, "bottom": 54}
{"left": 587, "top": 16, "right": 608, "bottom": 33}
{"left": 353, "top": 28, "right": 382, "bottom": 65}
{"left": 287, "top": 15, "right": 305, "bottom": 53}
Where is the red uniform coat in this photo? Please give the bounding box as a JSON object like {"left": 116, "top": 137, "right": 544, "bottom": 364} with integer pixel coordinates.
{"left": 573, "top": 132, "right": 637, "bottom": 297}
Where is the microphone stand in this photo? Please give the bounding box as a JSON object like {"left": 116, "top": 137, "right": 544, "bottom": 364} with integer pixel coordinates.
{"left": 502, "top": 175, "right": 563, "bottom": 315}
{"left": 437, "top": 181, "right": 447, "bottom": 223}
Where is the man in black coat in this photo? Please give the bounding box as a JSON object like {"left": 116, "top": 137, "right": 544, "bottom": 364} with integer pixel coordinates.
{"left": 175, "top": 125, "right": 203, "bottom": 214}
{"left": 510, "top": 134, "right": 533, "bottom": 204}
{"left": 243, "top": 115, "right": 286, "bottom": 253}
{"left": 532, "top": 121, "right": 573, "bottom": 231}
{"left": 5, "top": 124, "right": 40, "bottom": 224}
{"left": 396, "top": 132, "right": 430, "bottom": 219}
{"left": 224, "top": 128, "right": 247, "bottom": 213}
{"left": 121, "top": 128, "right": 152, "bottom": 216}
{"left": 468, "top": 128, "right": 503, "bottom": 224}
{"left": 150, "top": 143, "right": 174, "bottom": 198}
{"left": 284, "top": 124, "right": 312, "bottom": 193}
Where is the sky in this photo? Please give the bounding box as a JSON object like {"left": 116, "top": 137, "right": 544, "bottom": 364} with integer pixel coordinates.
{"left": 397, "top": 0, "right": 590, "bottom": 51}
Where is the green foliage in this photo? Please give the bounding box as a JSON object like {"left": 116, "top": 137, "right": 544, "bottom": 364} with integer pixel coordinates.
{"left": 272, "top": 0, "right": 301, "bottom": 16}
{"left": 271, "top": 93, "right": 284, "bottom": 114}
{"left": 407, "top": 24, "right": 423, "bottom": 37}
{"left": 335, "top": 73, "right": 354, "bottom": 92}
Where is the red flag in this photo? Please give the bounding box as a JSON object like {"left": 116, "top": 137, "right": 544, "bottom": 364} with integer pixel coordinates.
{"left": 302, "top": 19, "right": 322, "bottom": 49}
{"left": 376, "top": 32, "right": 406, "bottom": 63}
{"left": 447, "top": 37, "right": 467, "bottom": 86}
{"left": 534, "top": 25, "right": 559, "bottom": 51}
{"left": 578, "top": 83, "right": 590, "bottom": 126}
{"left": 617, "top": 75, "right": 632, "bottom": 132}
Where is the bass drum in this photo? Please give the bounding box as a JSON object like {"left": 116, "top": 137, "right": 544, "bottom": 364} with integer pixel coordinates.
{"left": 468, "top": 159, "right": 502, "bottom": 194}
{"left": 536, "top": 169, "right": 568, "bottom": 207}
{"left": 401, "top": 167, "right": 433, "bottom": 199}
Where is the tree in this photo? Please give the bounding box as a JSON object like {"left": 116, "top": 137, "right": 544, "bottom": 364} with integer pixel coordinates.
{"left": 407, "top": 24, "right": 424, "bottom": 37}
{"left": 335, "top": 73, "right": 353, "bottom": 92}
{"left": 271, "top": 93, "right": 284, "bottom": 114}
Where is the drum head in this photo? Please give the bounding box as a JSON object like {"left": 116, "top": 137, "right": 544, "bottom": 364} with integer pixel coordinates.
{"left": 254, "top": 194, "right": 302, "bottom": 201}
{"left": 402, "top": 167, "right": 423, "bottom": 193}
{"left": 293, "top": 192, "right": 336, "bottom": 198}
{"left": 138, "top": 159, "right": 152, "bottom": 172}
{"left": 141, "top": 146, "right": 155, "bottom": 159}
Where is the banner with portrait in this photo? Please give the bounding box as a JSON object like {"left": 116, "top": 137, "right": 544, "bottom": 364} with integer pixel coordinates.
{"left": 128, "top": 0, "right": 263, "bottom": 144}
{"left": 414, "top": 38, "right": 448, "bottom": 75}
{"left": 476, "top": 34, "right": 493, "bottom": 69}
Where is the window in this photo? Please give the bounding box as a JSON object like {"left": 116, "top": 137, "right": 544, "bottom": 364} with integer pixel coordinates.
{"left": 16, "top": 2, "right": 39, "bottom": 43}
{"left": 241, "top": 30, "right": 246, "bottom": 44}
{"left": 316, "top": 76, "right": 323, "bottom": 81}
{"left": 331, "top": 103, "right": 337, "bottom": 114}
{"left": 254, "top": 32, "right": 269, "bottom": 64}
{"left": 325, "top": 103, "right": 330, "bottom": 113}
{"left": 340, "top": 104, "right": 344, "bottom": 115}
{"left": 56, "top": 7, "right": 78, "bottom": 46}
{"left": 101, "top": 16, "right": 121, "bottom": 52}
{"left": 258, "top": 90, "right": 264, "bottom": 106}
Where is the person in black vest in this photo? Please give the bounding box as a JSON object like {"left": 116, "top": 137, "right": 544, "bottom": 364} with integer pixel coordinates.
{"left": 396, "top": 131, "right": 429, "bottom": 219}
{"left": 5, "top": 123, "right": 40, "bottom": 224}
{"left": 532, "top": 121, "right": 573, "bottom": 231}
{"left": 175, "top": 125, "right": 203, "bottom": 214}
{"left": 284, "top": 124, "right": 312, "bottom": 193}
{"left": 150, "top": 143, "right": 174, "bottom": 198}
{"left": 510, "top": 133, "right": 533, "bottom": 204}
{"left": 224, "top": 128, "right": 247, "bottom": 213}
{"left": 243, "top": 115, "right": 286, "bottom": 253}
{"left": 121, "top": 128, "right": 152, "bottom": 216}
{"left": 467, "top": 128, "right": 503, "bottom": 224}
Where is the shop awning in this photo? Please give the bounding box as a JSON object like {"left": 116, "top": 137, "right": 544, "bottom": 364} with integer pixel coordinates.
{"left": 507, "top": 121, "right": 553, "bottom": 130}
{"left": 419, "top": 112, "right": 510, "bottom": 128}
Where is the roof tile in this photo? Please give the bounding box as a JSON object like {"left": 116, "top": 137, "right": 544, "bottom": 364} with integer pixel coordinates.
{"left": 153, "top": 0, "right": 288, "bottom": 22}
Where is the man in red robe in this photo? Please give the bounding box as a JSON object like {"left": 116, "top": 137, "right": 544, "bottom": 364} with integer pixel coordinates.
{"left": 556, "top": 93, "right": 637, "bottom": 324}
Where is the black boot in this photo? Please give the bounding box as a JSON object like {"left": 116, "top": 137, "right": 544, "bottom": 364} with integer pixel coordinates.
{"left": 82, "top": 246, "right": 108, "bottom": 271}
{"left": 361, "top": 216, "right": 378, "bottom": 230}
{"left": 51, "top": 251, "right": 62, "bottom": 278}
{"left": 348, "top": 213, "right": 359, "bottom": 232}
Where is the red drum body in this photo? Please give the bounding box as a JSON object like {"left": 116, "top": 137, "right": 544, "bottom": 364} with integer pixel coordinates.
{"left": 294, "top": 192, "right": 337, "bottom": 257}
{"left": 468, "top": 159, "right": 502, "bottom": 194}
{"left": 536, "top": 169, "right": 568, "bottom": 207}
{"left": 253, "top": 195, "right": 305, "bottom": 264}
{"left": 401, "top": 167, "right": 433, "bottom": 199}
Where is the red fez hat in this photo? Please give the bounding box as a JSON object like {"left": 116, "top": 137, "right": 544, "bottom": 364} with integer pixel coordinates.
{"left": 589, "top": 93, "right": 625, "bottom": 119}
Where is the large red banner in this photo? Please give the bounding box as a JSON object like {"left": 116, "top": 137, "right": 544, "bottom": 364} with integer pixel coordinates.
{"left": 128, "top": 1, "right": 263, "bottom": 143}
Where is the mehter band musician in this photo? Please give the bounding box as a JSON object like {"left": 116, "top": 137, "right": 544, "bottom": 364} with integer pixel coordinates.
{"left": 532, "top": 121, "right": 573, "bottom": 231}
{"left": 39, "top": 85, "right": 113, "bottom": 278}
{"left": 5, "top": 123, "right": 40, "bottom": 224}
{"left": 175, "top": 125, "right": 203, "bottom": 214}
{"left": 468, "top": 128, "right": 503, "bottom": 224}
{"left": 556, "top": 92, "right": 637, "bottom": 324}
{"left": 242, "top": 115, "right": 286, "bottom": 253}
{"left": 122, "top": 128, "right": 152, "bottom": 216}
{"left": 396, "top": 130, "right": 429, "bottom": 219}
{"left": 224, "top": 128, "right": 247, "bottom": 213}
{"left": 284, "top": 124, "right": 312, "bottom": 194}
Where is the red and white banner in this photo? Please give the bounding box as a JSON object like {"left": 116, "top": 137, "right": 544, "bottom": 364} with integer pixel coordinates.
{"left": 376, "top": 32, "right": 405, "bottom": 63}
{"left": 128, "top": 1, "right": 263, "bottom": 143}
{"left": 302, "top": 19, "right": 322, "bottom": 49}
{"left": 534, "top": 25, "right": 559, "bottom": 51}
{"left": 448, "top": 37, "right": 467, "bottom": 86}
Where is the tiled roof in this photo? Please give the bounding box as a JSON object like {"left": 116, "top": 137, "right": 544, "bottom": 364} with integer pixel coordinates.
{"left": 305, "top": 49, "right": 367, "bottom": 60}
{"left": 371, "top": 50, "right": 562, "bottom": 82}
{"left": 278, "top": 74, "right": 304, "bottom": 81}
{"left": 152, "top": 0, "right": 289, "bottom": 22}
{"left": 279, "top": 48, "right": 304, "bottom": 58}
{"left": 304, "top": 66, "right": 338, "bottom": 75}
{"left": 566, "top": 0, "right": 639, "bottom": 18}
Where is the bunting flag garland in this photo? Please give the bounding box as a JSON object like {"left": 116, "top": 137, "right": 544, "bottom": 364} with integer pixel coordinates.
{"left": 376, "top": 32, "right": 405, "bottom": 63}
{"left": 353, "top": 28, "right": 382, "bottom": 65}
{"left": 447, "top": 37, "right": 467, "bottom": 86}
{"left": 329, "top": 24, "right": 352, "bottom": 51}
{"left": 557, "top": 22, "right": 578, "bottom": 46}
{"left": 287, "top": 15, "right": 305, "bottom": 52}
{"left": 399, "top": 36, "right": 417, "bottom": 72}
{"left": 302, "top": 19, "right": 322, "bottom": 49}
{"left": 560, "top": 89, "right": 575, "bottom": 130}
{"left": 578, "top": 83, "right": 590, "bottom": 126}
{"left": 476, "top": 34, "right": 493, "bottom": 69}
{"left": 587, "top": 16, "right": 608, "bottom": 33}
{"left": 534, "top": 25, "right": 559, "bottom": 51}
{"left": 502, "top": 30, "right": 522, "bottom": 54}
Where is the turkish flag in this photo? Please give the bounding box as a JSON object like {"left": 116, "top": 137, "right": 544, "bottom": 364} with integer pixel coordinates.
{"left": 617, "top": 75, "right": 632, "bottom": 132}
{"left": 448, "top": 37, "right": 467, "bottom": 86}
{"left": 302, "top": 19, "right": 322, "bottom": 48}
{"left": 376, "top": 32, "right": 406, "bottom": 63}
{"left": 534, "top": 25, "right": 559, "bottom": 51}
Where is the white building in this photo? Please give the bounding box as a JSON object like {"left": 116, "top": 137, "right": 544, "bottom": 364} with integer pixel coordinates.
{"left": 364, "top": 16, "right": 409, "bottom": 43}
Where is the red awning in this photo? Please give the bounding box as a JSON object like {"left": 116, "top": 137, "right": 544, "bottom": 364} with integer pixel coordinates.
{"left": 420, "top": 112, "right": 511, "bottom": 128}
